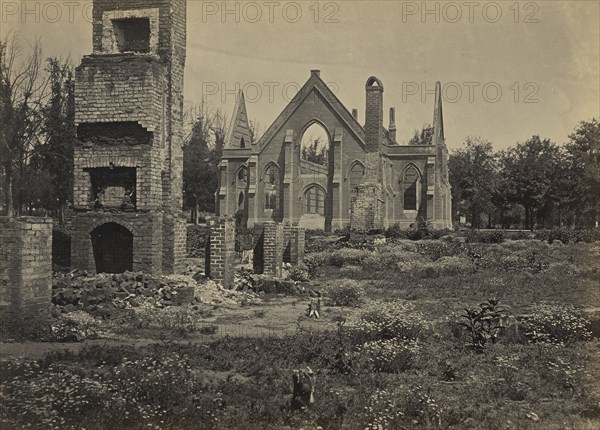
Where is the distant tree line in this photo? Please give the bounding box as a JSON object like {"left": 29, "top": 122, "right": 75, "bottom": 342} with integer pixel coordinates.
{"left": 448, "top": 119, "right": 600, "bottom": 230}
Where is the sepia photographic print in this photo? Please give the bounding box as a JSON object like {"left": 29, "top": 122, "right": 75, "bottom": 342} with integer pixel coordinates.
{"left": 0, "top": 1, "right": 599, "bottom": 429}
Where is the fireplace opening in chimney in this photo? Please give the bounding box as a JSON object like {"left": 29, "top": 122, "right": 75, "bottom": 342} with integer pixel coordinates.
{"left": 91, "top": 222, "right": 133, "bottom": 273}
{"left": 113, "top": 18, "right": 151, "bottom": 53}
{"left": 86, "top": 167, "right": 137, "bottom": 210}
{"left": 77, "top": 122, "right": 153, "bottom": 145}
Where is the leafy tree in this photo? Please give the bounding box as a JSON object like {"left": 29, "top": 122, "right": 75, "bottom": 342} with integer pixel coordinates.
{"left": 408, "top": 124, "right": 434, "bottom": 145}
{"left": 33, "top": 57, "right": 75, "bottom": 223}
{"left": 182, "top": 105, "right": 228, "bottom": 222}
{"left": 500, "top": 136, "right": 562, "bottom": 230}
{"left": 301, "top": 137, "right": 328, "bottom": 166}
{"left": 564, "top": 118, "right": 600, "bottom": 227}
{"left": 449, "top": 137, "right": 498, "bottom": 228}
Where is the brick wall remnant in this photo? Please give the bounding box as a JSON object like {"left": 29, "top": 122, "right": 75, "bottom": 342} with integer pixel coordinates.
{"left": 263, "top": 222, "right": 284, "bottom": 277}
{"left": 205, "top": 217, "right": 235, "bottom": 288}
{"left": 283, "top": 225, "right": 306, "bottom": 265}
{"left": 0, "top": 217, "right": 53, "bottom": 337}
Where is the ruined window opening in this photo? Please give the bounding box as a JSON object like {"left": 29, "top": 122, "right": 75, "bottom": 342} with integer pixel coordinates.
{"left": 349, "top": 162, "right": 365, "bottom": 192}
{"left": 113, "top": 18, "right": 151, "bottom": 53}
{"left": 87, "top": 167, "right": 137, "bottom": 210}
{"left": 403, "top": 166, "right": 420, "bottom": 211}
{"left": 305, "top": 186, "right": 325, "bottom": 216}
{"left": 237, "top": 166, "right": 248, "bottom": 184}
{"left": 238, "top": 192, "right": 245, "bottom": 210}
{"left": 77, "top": 122, "right": 152, "bottom": 145}
{"left": 264, "top": 165, "right": 280, "bottom": 210}
{"left": 300, "top": 123, "right": 329, "bottom": 167}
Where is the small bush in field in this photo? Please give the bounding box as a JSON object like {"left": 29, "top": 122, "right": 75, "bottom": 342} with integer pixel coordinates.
{"left": 288, "top": 263, "right": 310, "bottom": 282}
{"left": 324, "top": 279, "right": 365, "bottom": 307}
{"left": 359, "top": 338, "right": 421, "bottom": 373}
{"left": 459, "top": 299, "right": 506, "bottom": 352}
{"left": 523, "top": 304, "right": 592, "bottom": 345}
{"left": 131, "top": 304, "right": 201, "bottom": 337}
{"left": 328, "top": 248, "right": 371, "bottom": 267}
{"left": 346, "top": 300, "right": 431, "bottom": 343}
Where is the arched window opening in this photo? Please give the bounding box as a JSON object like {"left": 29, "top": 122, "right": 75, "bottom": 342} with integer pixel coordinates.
{"left": 237, "top": 166, "right": 248, "bottom": 184}
{"left": 240, "top": 137, "right": 246, "bottom": 149}
{"left": 304, "top": 186, "right": 325, "bottom": 215}
{"left": 300, "top": 123, "right": 329, "bottom": 167}
{"left": 238, "top": 192, "right": 245, "bottom": 210}
{"left": 403, "top": 165, "right": 420, "bottom": 211}
{"left": 264, "top": 164, "right": 280, "bottom": 210}
{"left": 349, "top": 162, "right": 365, "bottom": 192}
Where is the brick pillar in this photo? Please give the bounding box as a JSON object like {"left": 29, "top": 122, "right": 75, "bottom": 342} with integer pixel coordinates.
{"left": 291, "top": 226, "right": 305, "bottom": 265}
{"left": 205, "top": 217, "right": 235, "bottom": 288}
{"left": 0, "top": 217, "right": 52, "bottom": 337}
{"left": 263, "top": 222, "right": 283, "bottom": 277}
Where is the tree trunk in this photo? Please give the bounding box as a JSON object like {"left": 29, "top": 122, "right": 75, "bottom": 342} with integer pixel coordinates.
{"left": 193, "top": 195, "right": 200, "bottom": 225}
{"left": 3, "top": 164, "right": 14, "bottom": 218}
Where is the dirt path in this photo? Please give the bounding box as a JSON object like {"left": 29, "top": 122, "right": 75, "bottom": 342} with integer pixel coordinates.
{"left": 0, "top": 297, "right": 343, "bottom": 359}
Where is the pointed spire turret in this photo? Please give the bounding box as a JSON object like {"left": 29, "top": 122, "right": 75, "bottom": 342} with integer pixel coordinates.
{"left": 433, "top": 81, "right": 444, "bottom": 146}
{"left": 225, "top": 90, "right": 252, "bottom": 149}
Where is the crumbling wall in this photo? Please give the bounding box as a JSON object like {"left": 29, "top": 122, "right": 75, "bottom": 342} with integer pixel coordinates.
{"left": 205, "top": 217, "right": 235, "bottom": 288}
{"left": 0, "top": 217, "right": 52, "bottom": 336}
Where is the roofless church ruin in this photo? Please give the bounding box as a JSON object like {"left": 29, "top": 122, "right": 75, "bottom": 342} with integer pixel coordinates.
{"left": 70, "top": 0, "right": 187, "bottom": 275}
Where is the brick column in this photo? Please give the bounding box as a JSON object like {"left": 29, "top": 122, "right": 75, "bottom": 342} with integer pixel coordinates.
{"left": 291, "top": 226, "right": 305, "bottom": 265}
{"left": 263, "top": 222, "right": 283, "bottom": 277}
{"left": 0, "top": 217, "right": 53, "bottom": 337}
{"left": 205, "top": 217, "right": 235, "bottom": 288}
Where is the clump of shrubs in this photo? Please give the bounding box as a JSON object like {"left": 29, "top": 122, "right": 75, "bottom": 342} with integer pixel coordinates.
{"left": 345, "top": 301, "right": 430, "bottom": 373}
{"left": 186, "top": 224, "right": 210, "bottom": 257}
{"left": 523, "top": 304, "right": 592, "bottom": 345}
{"left": 535, "top": 228, "right": 600, "bottom": 244}
{"left": 324, "top": 279, "right": 365, "bottom": 307}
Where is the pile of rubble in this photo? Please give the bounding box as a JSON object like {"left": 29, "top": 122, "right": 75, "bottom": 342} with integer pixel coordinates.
{"left": 52, "top": 270, "right": 262, "bottom": 317}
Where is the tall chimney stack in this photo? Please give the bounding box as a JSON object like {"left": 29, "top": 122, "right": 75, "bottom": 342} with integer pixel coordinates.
{"left": 365, "top": 76, "right": 383, "bottom": 153}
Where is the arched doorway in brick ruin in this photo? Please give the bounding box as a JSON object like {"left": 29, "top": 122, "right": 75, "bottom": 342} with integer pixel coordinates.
{"left": 91, "top": 222, "right": 133, "bottom": 274}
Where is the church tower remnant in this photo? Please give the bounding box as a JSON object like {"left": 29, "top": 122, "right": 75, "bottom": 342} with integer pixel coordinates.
{"left": 70, "top": 0, "right": 187, "bottom": 274}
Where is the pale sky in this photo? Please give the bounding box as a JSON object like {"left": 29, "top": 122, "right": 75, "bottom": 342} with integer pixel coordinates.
{"left": 2, "top": 0, "right": 599, "bottom": 149}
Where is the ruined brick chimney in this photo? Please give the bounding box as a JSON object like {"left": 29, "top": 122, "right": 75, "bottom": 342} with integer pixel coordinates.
{"left": 70, "top": 0, "right": 186, "bottom": 275}
{"left": 364, "top": 76, "right": 384, "bottom": 153}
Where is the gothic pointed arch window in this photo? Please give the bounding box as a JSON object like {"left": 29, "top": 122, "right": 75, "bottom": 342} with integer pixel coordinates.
{"left": 264, "top": 164, "right": 280, "bottom": 211}
{"left": 300, "top": 123, "right": 329, "bottom": 167}
{"left": 304, "top": 185, "right": 325, "bottom": 215}
{"left": 403, "top": 165, "right": 421, "bottom": 211}
{"left": 349, "top": 162, "right": 365, "bottom": 192}
{"left": 237, "top": 166, "right": 248, "bottom": 184}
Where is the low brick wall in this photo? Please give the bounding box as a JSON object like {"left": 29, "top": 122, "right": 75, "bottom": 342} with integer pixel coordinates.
{"left": 0, "top": 217, "right": 53, "bottom": 337}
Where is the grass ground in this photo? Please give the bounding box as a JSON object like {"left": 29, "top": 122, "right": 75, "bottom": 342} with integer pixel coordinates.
{"left": 1, "top": 238, "right": 599, "bottom": 429}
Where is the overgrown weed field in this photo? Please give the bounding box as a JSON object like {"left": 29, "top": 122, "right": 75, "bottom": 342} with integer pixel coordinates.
{"left": 1, "top": 235, "right": 599, "bottom": 429}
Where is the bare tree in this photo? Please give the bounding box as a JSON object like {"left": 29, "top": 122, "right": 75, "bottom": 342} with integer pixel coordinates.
{"left": 0, "top": 33, "right": 50, "bottom": 217}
